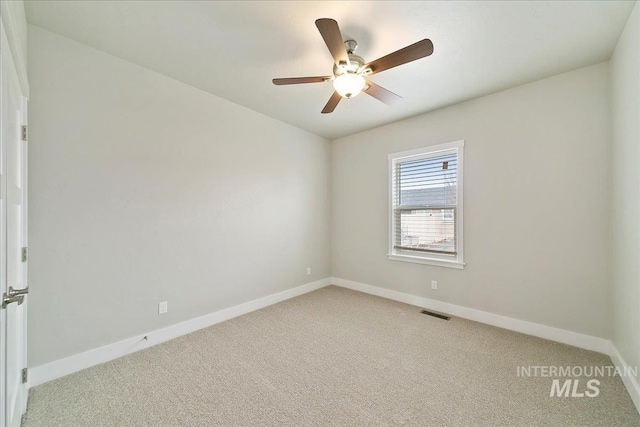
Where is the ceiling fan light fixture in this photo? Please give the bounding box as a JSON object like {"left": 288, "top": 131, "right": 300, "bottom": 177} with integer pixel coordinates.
{"left": 273, "top": 19, "right": 433, "bottom": 113}
{"left": 333, "top": 72, "right": 366, "bottom": 98}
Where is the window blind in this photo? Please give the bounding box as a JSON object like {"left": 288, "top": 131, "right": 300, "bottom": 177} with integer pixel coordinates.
{"left": 392, "top": 151, "right": 458, "bottom": 255}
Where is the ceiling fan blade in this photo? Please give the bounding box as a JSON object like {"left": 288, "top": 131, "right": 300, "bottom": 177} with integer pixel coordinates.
{"left": 365, "top": 39, "right": 434, "bottom": 76}
{"left": 321, "top": 91, "right": 342, "bottom": 114}
{"left": 315, "top": 18, "right": 349, "bottom": 66}
{"left": 272, "top": 76, "right": 331, "bottom": 85}
{"left": 363, "top": 81, "right": 403, "bottom": 106}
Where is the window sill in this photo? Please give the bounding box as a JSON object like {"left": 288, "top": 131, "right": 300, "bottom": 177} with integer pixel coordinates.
{"left": 387, "top": 253, "right": 465, "bottom": 269}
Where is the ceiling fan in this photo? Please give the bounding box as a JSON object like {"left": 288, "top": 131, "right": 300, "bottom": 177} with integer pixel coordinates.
{"left": 272, "top": 18, "right": 434, "bottom": 114}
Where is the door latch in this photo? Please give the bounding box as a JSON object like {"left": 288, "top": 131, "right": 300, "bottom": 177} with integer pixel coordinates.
{"left": 2, "top": 286, "right": 28, "bottom": 308}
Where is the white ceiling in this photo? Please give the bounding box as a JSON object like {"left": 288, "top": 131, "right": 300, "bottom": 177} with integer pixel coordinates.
{"left": 25, "top": 1, "right": 634, "bottom": 140}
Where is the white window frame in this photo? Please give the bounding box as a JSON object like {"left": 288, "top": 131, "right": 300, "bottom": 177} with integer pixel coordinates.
{"left": 388, "top": 140, "right": 465, "bottom": 269}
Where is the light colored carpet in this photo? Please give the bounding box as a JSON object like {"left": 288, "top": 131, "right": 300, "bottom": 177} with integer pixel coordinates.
{"left": 23, "top": 286, "right": 639, "bottom": 426}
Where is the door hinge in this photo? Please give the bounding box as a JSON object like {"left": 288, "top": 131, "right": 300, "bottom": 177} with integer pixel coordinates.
{"left": 21, "top": 247, "right": 27, "bottom": 263}
{"left": 22, "top": 368, "right": 27, "bottom": 384}
{"left": 21, "top": 125, "right": 27, "bottom": 141}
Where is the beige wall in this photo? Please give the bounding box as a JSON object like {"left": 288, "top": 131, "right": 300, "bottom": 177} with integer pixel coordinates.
{"left": 27, "top": 25, "right": 331, "bottom": 367}
{"left": 611, "top": 2, "right": 640, "bottom": 385}
{"left": 332, "top": 63, "right": 611, "bottom": 339}
{"left": 1, "top": 0, "right": 28, "bottom": 95}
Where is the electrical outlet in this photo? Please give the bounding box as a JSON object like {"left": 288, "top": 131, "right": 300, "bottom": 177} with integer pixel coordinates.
{"left": 307, "top": 267, "right": 311, "bottom": 275}
{"left": 431, "top": 280, "right": 438, "bottom": 290}
{"left": 158, "top": 301, "right": 168, "bottom": 314}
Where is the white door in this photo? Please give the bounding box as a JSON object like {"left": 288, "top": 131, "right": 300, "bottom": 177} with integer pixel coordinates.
{"left": 0, "top": 22, "right": 28, "bottom": 427}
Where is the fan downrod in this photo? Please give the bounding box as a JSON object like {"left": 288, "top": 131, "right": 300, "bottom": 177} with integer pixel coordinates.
{"left": 344, "top": 39, "right": 358, "bottom": 54}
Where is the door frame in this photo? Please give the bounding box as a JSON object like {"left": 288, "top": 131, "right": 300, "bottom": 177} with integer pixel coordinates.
{"left": 0, "top": 4, "right": 29, "bottom": 425}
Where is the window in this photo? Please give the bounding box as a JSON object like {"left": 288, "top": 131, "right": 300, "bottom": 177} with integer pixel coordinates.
{"left": 388, "top": 140, "right": 464, "bottom": 269}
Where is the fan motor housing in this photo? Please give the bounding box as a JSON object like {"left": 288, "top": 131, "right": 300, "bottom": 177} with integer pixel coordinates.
{"left": 333, "top": 54, "right": 366, "bottom": 77}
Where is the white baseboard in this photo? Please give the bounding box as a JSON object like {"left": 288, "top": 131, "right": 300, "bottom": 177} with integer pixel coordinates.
{"left": 26, "top": 277, "right": 614, "bottom": 385}
{"left": 30, "top": 276, "right": 638, "bottom": 416}
{"left": 29, "top": 277, "right": 332, "bottom": 387}
{"left": 331, "top": 277, "right": 611, "bottom": 354}
{"left": 609, "top": 343, "right": 640, "bottom": 414}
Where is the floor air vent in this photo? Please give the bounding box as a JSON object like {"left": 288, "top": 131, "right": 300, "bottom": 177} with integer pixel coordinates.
{"left": 420, "top": 310, "right": 451, "bottom": 321}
